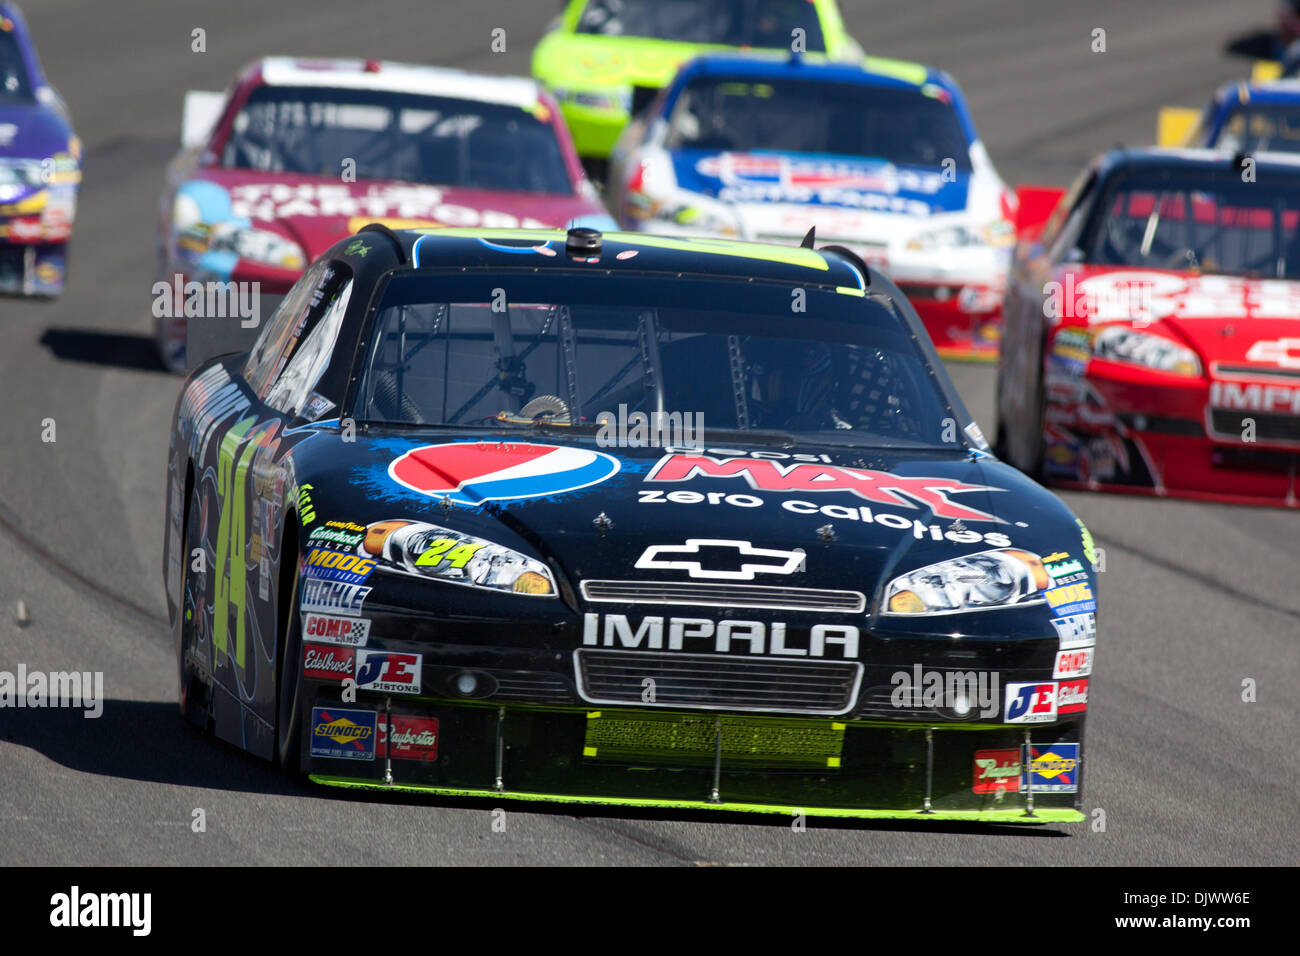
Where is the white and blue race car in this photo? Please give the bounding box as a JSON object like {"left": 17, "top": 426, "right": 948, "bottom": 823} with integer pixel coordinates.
{"left": 606, "top": 53, "right": 1015, "bottom": 359}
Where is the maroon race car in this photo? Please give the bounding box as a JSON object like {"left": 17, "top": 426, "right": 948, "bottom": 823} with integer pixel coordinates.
{"left": 153, "top": 56, "right": 615, "bottom": 371}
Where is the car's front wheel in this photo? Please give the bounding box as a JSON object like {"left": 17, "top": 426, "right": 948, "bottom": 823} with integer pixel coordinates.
{"left": 275, "top": 550, "right": 306, "bottom": 774}
{"left": 175, "top": 472, "right": 209, "bottom": 728}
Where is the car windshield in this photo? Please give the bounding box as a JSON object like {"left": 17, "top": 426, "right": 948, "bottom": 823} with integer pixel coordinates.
{"left": 0, "top": 29, "right": 34, "bottom": 101}
{"left": 1215, "top": 104, "right": 1300, "bottom": 154}
{"left": 1084, "top": 171, "right": 1300, "bottom": 278}
{"left": 221, "top": 86, "right": 573, "bottom": 194}
{"left": 576, "top": 0, "right": 826, "bottom": 51}
{"left": 355, "top": 271, "right": 961, "bottom": 448}
{"left": 664, "top": 77, "right": 970, "bottom": 170}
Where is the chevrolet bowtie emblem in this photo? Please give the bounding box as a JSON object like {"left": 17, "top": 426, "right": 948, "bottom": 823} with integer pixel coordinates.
{"left": 634, "top": 539, "right": 807, "bottom": 580}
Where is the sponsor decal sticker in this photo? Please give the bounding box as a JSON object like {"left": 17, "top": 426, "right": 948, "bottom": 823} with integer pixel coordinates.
{"left": 303, "top": 644, "right": 354, "bottom": 681}
{"left": 1051, "top": 612, "right": 1096, "bottom": 649}
{"left": 1044, "top": 557, "right": 1084, "bottom": 579}
{"left": 355, "top": 650, "right": 422, "bottom": 694}
{"left": 1023, "top": 743, "right": 1079, "bottom": 792}
{"left": 1053, "top": 647, "right": 1094, "bottom": 679}
{"left": 1057, "top": 679, "right": 1089, "bottom": 714}
{"left": 973, "top": 748, "right": 1022, "bottom": 793}
{"left": 1044, "top": 581, "right": 1096, "bottom": 617}
{"left": 305, "top": 547, "right": 378, "bottom": 585}
{"left": 377, "top": 715, "right": 440, "bottom": 761}
{"left": 302, "top": 612, "right": 370, "bottom": 646}
{"left": 1004, "top": 681, "right": 1058, "bottom": 724}
{"left": 645, "top": 453, "right": 1003, "bottom": 522}
{"left": 307, "top": 525, "right": 366, "bottom": 549}
{"left": 389, "top": 442, "right": 619, "bottom": 505}
{"left": 310, "top": 707, "right": 376, "bottom": 760}
{"left": 300, "top": 579, "right": 371, "bottom": 616}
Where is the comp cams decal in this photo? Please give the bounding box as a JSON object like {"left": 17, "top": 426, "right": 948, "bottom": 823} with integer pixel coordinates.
{"left": 301, "top": 611, "right": 371, "bottom": 646}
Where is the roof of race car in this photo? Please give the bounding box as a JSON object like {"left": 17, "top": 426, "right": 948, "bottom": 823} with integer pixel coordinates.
{"left": 1212, "top": 78, "right": 1300, "bottom": 107}
{"left": 658, "top": 52, "right": 975, "bottom": 140}
{"left": 1101, "top": 145, "right": 1300, "bottom": 174}
{"left": 253, "top": 57, "right": 543, "bottom": 110}
{"left": 399, "top": 228, "right": 870, "bottom": 293}
{"left": 0, "top": 1, "right": 47, "bottom": 88}
{"left": 668, "top": 51, "right": 949, "bottom": 94}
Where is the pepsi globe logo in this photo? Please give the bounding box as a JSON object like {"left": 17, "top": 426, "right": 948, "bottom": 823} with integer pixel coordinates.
{"left": 388, "top": 442, "right": 620, "bottom": 505}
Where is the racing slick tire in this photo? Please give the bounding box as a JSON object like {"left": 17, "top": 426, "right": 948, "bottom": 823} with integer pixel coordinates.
{"left": 275, "top": 540, "right": 306, "bottom": 775}
{"left": 175, "top": 469, "right": 210, "bottom": 729}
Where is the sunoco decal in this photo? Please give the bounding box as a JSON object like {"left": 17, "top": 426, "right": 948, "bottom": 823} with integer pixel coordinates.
{"left": 1023, "top": 743, "right": 1079, "bottom": 792}
{"left": 310, "top": 707, "right": 376, "bottom": 760}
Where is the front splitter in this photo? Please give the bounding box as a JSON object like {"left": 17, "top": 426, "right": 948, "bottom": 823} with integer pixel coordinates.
{"left": 310, "top": 775, "right": 1084, "bottom": 824}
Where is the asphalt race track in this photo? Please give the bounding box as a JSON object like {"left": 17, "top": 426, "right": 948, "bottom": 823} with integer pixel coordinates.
{"left": 1, "top": 0, "right": 1296, "bottom": 866}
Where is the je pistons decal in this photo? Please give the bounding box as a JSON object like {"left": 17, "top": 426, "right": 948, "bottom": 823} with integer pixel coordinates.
{"left": 389, "top": 442, "right": 619, "bottom": 505}
{"left": 645, "top": 454, "right": 1002, "bottom": 522}
{"left": 355, "top": 650, "right": 422, "bottom": 694}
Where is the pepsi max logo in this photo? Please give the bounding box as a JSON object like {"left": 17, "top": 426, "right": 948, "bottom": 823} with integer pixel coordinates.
{"left": 389, "top": 442, "right": 619, "bottom": 506}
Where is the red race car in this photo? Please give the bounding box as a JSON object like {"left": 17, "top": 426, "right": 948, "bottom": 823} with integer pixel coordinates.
{"left": 154, "top": 57, "right": 614, "bottom": 371}
{"left": 997, "top": 147, "right": 1300, "bottom": 508}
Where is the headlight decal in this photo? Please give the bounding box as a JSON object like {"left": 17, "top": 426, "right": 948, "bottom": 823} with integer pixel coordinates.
{"left": 364, "top": 519, "right": 557, "bottom": 597}
{"left": 1091, "top": 324, "right": 1201, "bottom": 376}
{"left": 884, "top": 548, "right": 1050, "bottom": 615}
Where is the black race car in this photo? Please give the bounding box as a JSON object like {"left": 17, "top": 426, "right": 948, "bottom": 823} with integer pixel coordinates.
{"left": 165, "top": 225, "right": 1095, "bottom": 822}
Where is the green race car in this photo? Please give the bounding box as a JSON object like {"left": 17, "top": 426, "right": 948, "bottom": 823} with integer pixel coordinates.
{"left": 531, "top": 0, "right": 862, "bottom": 165}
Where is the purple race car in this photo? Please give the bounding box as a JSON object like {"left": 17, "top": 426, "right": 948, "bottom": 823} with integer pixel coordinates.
{"left": 0, "top": 2, "right": 80, "bottom": 297}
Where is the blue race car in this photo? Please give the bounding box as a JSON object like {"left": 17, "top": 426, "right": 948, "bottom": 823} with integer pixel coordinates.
{"left": 1158, "top": 77, "right": 1300, "bottom": 155}
{"left": 604, "top": 52, "right": 1016, "bottom": 360}
{"left": 0, "top": 2, "right": 80, "bottom": 297}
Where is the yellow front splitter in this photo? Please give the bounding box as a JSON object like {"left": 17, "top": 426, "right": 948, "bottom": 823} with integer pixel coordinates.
{"left": 310, "top": 775, "right": 1084, "bottom": 824}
